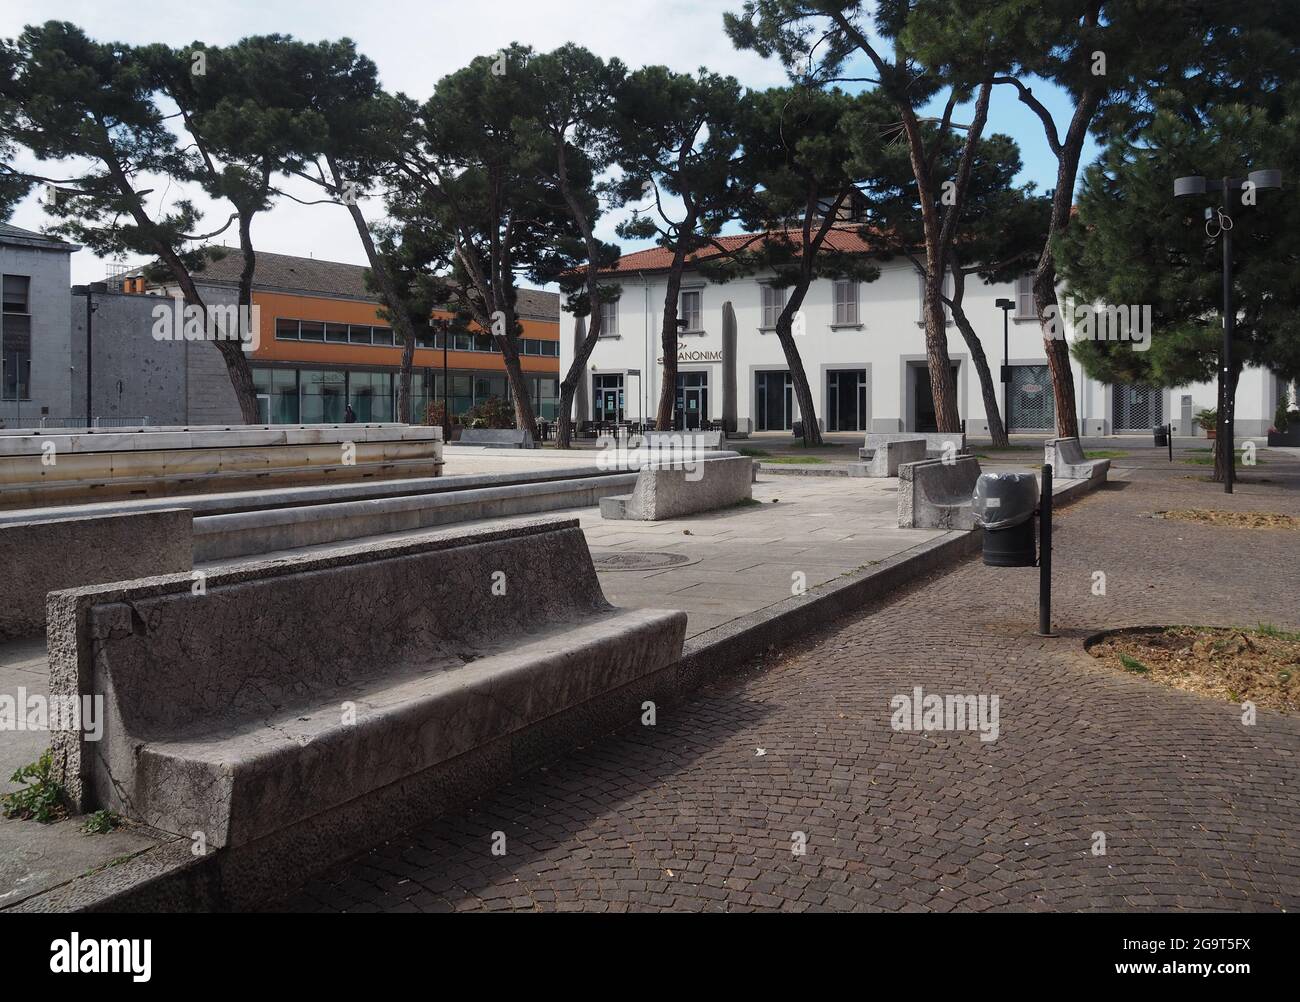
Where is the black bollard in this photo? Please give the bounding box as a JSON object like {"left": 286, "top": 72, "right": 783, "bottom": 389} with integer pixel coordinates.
{"left": 1038, "top": 463, "right": 1053, "bottom": 636}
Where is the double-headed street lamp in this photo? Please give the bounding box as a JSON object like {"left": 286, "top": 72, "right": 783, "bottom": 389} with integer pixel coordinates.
{"left": 1174, "top": 167, "right": 1282, "bottom": 494}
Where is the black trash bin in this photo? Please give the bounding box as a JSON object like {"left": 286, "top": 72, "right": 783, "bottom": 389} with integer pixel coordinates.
{"left": 973, "top": 472, "right": 1039, "bottom": 567}
{"left": 792, "top": 420, "right": 804, "bottom": 439}
{"left": 1153, "top": 424, "right": 1169, "bottom": 447}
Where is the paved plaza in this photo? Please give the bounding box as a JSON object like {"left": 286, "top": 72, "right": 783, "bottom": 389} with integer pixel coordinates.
{"left": 275, "top": 451, "right": 1300, "bottom": 912}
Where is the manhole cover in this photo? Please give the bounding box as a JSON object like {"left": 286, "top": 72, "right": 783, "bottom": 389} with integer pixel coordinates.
{"left": 590, "top": 550, "right": 697, "bottom": 571}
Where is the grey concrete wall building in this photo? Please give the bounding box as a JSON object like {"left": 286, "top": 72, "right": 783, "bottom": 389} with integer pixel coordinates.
{"left": 0, "top": 223, "right": 78, "bottom": 428}
{"left": 68, "top": 284, "right": 243, "bottom": 427}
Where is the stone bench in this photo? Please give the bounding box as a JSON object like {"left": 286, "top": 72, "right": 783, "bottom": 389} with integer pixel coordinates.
{"left": 898, "top": 456, "right": 982, "bottom": 529}
{"left": 0, "top": 508, "right": 192, "bottom": 641}
{"left": 864, "top": 431, "right": 966, "bottom": 460}
{"left": 643, "top": 430, "right": 724, "bottom": 450}
{"left": 456, "top": 428, "right": 535, "bottom": 449}
{"left": 600, "top": 455, "right": 753, "bottom": 521}
{"left": 1044, "top": 437, "right": 1110, "bottom": 485}
{"left": 857, "top": 437, "right": 927, "bottom": 477}
{"left": 48, "top": 519, "right": 686, "bottom": 848}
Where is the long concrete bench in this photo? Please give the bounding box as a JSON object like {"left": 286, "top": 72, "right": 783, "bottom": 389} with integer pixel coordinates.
{"left": 455, "top": 428, "right": 535, "bottom": 449}
{"left": 1044, "top": 437, "right": 1110, "bottom": 485}
{"left": 864, "top": 431, "right": 966, "bottom": 460}
{"left": 643, "top": 430, "right": 724, "bottom": 450}
{"left": 898, "top": 456, "right": 981, "bottom": 529}
{"left": 599, "top": 455, "right": 753, "bottom": 521}
{"left": 194, "top": 473, "right": 638, "bottom": 560}
{"left": 48, "top": 519, "right": 686, "bottom": 848}
{"left": 0, "top": 508, "right": 192, "bottom": 641}
{"left": 857, "top": 437, "right": 927, "bottom": 477}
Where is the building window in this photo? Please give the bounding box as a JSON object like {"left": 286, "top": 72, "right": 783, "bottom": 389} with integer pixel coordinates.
{"left": 299, "top": 320, "right": 325, "bottom": 342}
{"left": 680, "top": 289, "right": 702, "bottom": 333}
{"left": 917, "top": 272, "right": 952, "bottom": 324}
{"left": 348, "top": 324, "right": 373, "bottom": 345}
{"left": 299, "top": 369, "right": 346, "bottom": 423}
{"left": 1015, "top": 274, "right": 1035, "bottom": 319}
{"left": 349, "top": 370, "right": 394, "bottom": 422}
{"left": 598, "top": 299, "right": 618, "bottom": 337}
{"left": 833, "top": 279, "right": 859, "bottom": 326}
{"left": 275, "top": 318, "right": 300, "bottom": 340}
{"left": 325, "top": 322, "right": 349, "bottom": 344}
{"left": 2, "top": 275, "right": 32, "bottom": 401}
{"left": 761, "top": 284, "right": 786, "bottom": 329}
{"left": 3, "top": 275, "right": 31, "bottom": 313}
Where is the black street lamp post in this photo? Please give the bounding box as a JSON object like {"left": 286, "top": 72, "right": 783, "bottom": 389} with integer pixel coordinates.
{"left": 995, "top": 297, "right": 1014, "bottom": 435}
{"left": 1174, "top": 168, "right": 1282, "bottom": 494}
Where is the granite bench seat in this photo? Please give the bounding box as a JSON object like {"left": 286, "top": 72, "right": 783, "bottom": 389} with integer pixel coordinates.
{"left": 897, "top": 455, "right": 982, "bottom": 529}
{"left": 1044, "top": 437, "right": 1110, "bottom": 484}
{"left": 49, "top": 519, "right": 685, "bottom": 849}
{"left": 455, "top": 428, "right": 535, "bottom": 448}
{"left": 857, "top": 437, "right": 928, "bottom": 478}
{"left": 599, "top": 454, "right": 753, "bottom": 521}
{"left": 863, "top": 431, "right": 966, "bottom": 460}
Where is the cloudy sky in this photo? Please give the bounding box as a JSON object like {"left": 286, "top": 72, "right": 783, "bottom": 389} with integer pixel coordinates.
{"left": 2, "top": 0, "right": 1097, "bottom": 286}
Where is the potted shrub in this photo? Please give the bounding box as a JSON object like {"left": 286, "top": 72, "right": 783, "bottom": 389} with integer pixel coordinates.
{"left": 1196, "top": 408, "right": 1218, "bottom": 440}
{"left": 1267, "top": 390, "right": 1300, "bottom": 446}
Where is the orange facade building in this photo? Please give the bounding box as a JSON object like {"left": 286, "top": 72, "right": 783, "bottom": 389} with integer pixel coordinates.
{"left": 135, "top": 250, "right": 560, "bottom": 424}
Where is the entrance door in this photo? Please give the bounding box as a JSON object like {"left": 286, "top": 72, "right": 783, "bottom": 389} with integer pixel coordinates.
{"left": 674, "top": 372, "right": 709, "bottom": 430}
{"left": 1112, "top": 382, "right": 1163, "bottom": 431}
{"left": 682, "top": 387, "right": 703, "bottom": 429}
{"left": 1007, "top": 364, "right": 1055, "bottom": 431}
{"left": 827, "top": 369, "right": 868, "bottom": 431}
{"left": 911, "top": 363, "right": 959, "bottom": 433}
{"left": 755, "top": 370, "right": 793, "bottom": 431}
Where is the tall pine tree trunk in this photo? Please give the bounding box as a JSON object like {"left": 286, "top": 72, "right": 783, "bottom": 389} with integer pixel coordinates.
{"left": 948, "top": 269, "right": 1008, "bottom": 448}
{"left": 774, "top": 284, "right": 822, "bottom": 446}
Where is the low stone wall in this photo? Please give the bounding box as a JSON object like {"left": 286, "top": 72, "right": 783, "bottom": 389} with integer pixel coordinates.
{"left": 1044, "top": 437, "right": 1110, "bottom": 485}
{"left": 864, "top": 431, "right": 966, "bottom": 460}
{"left": 455, "top": 428, "right": 535, "bottom": 449}
{"left": 858, "top": 437, "right": 927, "bottom": 477}
{"left": 47, "top": 519, "right": 686, "bottom": 849}
{"left": 600, "top": 455, "right": 753, "bottom": 521}
{"left": 898, "top": 456, "right": 982, "bottom": 529}
{"left": 0, "top": 508, "right": 192, "bottom": 641}
{"left": 0, "top": 425, "right": 443, "bottom": 508}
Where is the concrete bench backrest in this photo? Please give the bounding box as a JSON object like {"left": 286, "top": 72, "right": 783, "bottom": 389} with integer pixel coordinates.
{"left": 458, "top": 428, "right": 535, "bottom": 448}
{"left": 903, "top": 455, "right": 981, "bottom": 500}
{"left": 643, "top": 430, "right": 724, "bottom": 450}
{"left": 629, "top": 454, "right": 752, "bottom": 520}
{"left": 0, "top": 508, "right": 192, "bottom": 641}
{"left": 863, "top": 431, "right": 966, "bottom": 460}
{"left": 62, "top": 521, "right": 603, "bottom": 740}
{"left": 1045, "top": 437, "right": 1087, "bottom": 467}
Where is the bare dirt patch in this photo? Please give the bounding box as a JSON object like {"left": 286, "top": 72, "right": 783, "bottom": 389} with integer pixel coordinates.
{"left": 1154, "top": 508, "right": 1299, "bottom": 530}
{"left": 1088, "top": 626, "right": 1300, "bottom": 713}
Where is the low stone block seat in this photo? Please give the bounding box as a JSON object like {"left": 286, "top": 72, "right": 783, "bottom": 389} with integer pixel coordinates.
{"left": 49, "top": 519, "right": 685, "bottom": 849}
{"left": 897, "top": 455, "right": 982, "bottom": 529}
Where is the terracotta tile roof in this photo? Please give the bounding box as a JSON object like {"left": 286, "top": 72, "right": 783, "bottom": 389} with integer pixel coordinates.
{"left": 139, "top": 249, "right": 560, "bottom": 324}
{"left": 601, "top": 225, "right": 880, "bottom": 274}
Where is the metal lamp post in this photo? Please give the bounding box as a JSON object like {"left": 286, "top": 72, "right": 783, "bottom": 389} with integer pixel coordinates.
{"left": 1174, "top": 168, "right": 1282, "bottom": 494}
{"left": 71, "top": 281, "right": 108, "bottom": 428}
{"left": 995, "top": 297, "right": 1014, "bottom": 435}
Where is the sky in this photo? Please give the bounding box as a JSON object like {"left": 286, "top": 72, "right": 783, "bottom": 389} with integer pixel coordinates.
{"left": 2, "top": 0, "right": 1100, "bottom": 287}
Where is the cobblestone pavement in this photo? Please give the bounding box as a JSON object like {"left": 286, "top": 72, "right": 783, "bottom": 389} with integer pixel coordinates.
{"left": 277, "top": 454, "right": 1300, "bottom": 912}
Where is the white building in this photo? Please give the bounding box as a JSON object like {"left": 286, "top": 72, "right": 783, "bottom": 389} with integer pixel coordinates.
{"left": 564, "top": 231, "right": 1284, "bottom": 438}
